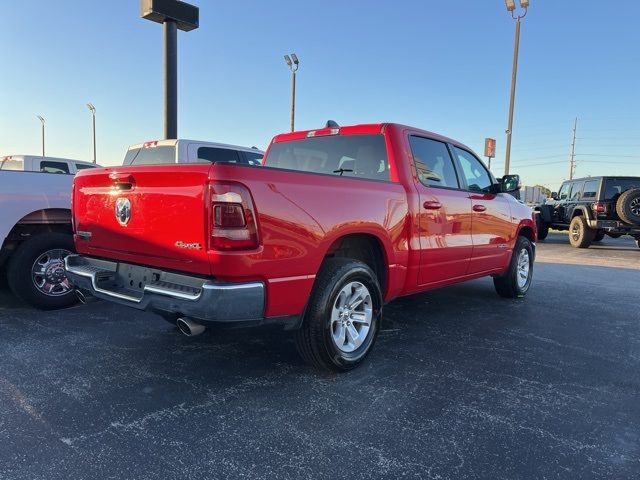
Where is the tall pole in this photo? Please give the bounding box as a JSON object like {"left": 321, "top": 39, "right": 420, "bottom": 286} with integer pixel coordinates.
{"left": 87, "top": 103, "right": 97, "bottom": 163}
{"left": 164, "top": 19, "right": 178, "bottom": 139}
{"left": 290, "top": 70, "right": 296, "bottom": 132}
{"left": 569, "top": 117, "right": 578, "bottom": 180}
{"left": 37, "top": 115, "right": 45, "bottom": 156}
{"left": 504, "top": 16, "right": 521, "bottom": 176}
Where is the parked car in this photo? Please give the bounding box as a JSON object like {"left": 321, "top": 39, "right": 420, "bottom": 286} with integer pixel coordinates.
{"left": 1, "top": 155, "right": 97, "bottom": 174}
{"left": 65, "top": 122, "right": 537, "bottom": 371}
{"left": 0, "top": 171, "right": 79, "bottom": 309}
{"left": 122, "top": 139, "right": 264, "bottom": 166}
{"left": 535, "top": 176, "right": 640, "bottom": 248}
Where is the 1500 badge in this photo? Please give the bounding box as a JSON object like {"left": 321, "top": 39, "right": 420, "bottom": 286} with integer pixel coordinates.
{"left": 175, "top": 241, "right": 202, "bottom": 250}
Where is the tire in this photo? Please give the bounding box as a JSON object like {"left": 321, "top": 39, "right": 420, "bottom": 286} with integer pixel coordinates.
{"left": 593, "top": 230, "right": 605, "bottom": 242}
{"left": 616, "top": 188, "right": 640, "bottom": 226}
{"left": 568, "top": 216, "right": 594, "bottom": 248}
{"left": 294, "top": 258, "right": 382, "bottom": 372}
{"left": 493, "top": 236, "right": 534, "bottom": 298}
{"left": 536, "top": 217, "right": 549, "bottom": 241}
{"left": 635, "top": 237, "right": 640, "bottom": 249}
{"left": 6, "top": 233, "right": 77, "bottom": 310}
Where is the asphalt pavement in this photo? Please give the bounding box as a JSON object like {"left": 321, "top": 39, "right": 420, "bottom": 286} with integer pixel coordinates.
{"left": 0, "top": 233, "right": 638, "bottom": 479}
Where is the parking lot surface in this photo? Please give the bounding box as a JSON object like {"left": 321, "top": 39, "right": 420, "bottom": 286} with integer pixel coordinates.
{"left": 1, "top": 233, "right": 638, "bottom": 479}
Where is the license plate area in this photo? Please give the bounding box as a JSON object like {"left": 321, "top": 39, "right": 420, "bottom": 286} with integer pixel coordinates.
{"left": 117, "top": 263, "right": 161, "bottom": 294}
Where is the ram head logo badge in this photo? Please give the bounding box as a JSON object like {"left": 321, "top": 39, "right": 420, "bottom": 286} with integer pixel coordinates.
{"left": 115, "top": 198, "right": 131, "bottom": 226}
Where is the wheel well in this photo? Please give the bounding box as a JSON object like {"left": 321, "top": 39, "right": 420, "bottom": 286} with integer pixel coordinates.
{"left": 519, "top": 226, "right": 535, "bottom": 242}
{"left": 324, "top": 234, "right": 387, "bottom": 294}
{"left": 571, "top": 209, "right": 585, "bottom": 218}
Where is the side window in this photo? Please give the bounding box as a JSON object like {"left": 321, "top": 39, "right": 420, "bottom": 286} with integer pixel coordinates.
{"left": 40, "top": 161, "right": 70, "bottom": 174}
{"left": 197, "top": 147, "right": 241, "bottom": 164}
{"left": 243, "top": 151, "right": 264, "bottom": 166}
{"left": 570, "top": 182, "right": 583, "bottom": 201}
{"left": 582, "top": 180, "right": 598, "bottom": 199}
{"left": 453, "top": 147, "right": 492, "bottom": 192}
{"left": 408, "top": 136, "right": 459, "bottom": 188}
{"left": 558, "top": 183, "right": 570, "bottom": 200}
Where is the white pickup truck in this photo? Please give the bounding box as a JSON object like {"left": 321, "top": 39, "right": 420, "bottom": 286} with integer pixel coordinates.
{"left": 0, "top": 157, "right": 98, "bottom": 309}
{"left": 1, "top": 155, "right": 97, "bottom": 173}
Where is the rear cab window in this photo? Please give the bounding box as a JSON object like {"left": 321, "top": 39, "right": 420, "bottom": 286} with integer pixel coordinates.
{"left": 124, "top": 146, "right": 176, "bottom": 165}
{"left": 603, "top": 178, "right": 640, "bottom": 200}
{"left": 0, "top": 158, "right": 24, "bottom": 170}
{"left": 265, "top": 134, "right": 389, "bottom": 181}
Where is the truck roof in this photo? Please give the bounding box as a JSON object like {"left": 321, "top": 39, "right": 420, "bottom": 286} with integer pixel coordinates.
{"left": 563, "top": 176, "right": 640, "bottom": 182}
{"left": 127, "top": 139, "right": 264, "bottom": 153}
{"left": 1, "top": 155, "right": 95, "bottom": 166}
{"left": 271, "top": 123, "right": 474, "bottom": 152}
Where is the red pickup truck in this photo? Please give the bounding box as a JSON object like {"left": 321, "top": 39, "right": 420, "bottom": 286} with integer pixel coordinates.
{"left": 65, "top": 123, "right": 536, "bottom": 371}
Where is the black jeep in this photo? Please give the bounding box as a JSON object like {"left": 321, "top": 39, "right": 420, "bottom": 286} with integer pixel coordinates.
{"left": 535, "top": 176, "right": 640, "bottom": 248}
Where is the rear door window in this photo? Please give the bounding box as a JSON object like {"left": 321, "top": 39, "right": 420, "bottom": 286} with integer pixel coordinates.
{"left": 582, "top": 180, "right": 599, "bottom": 199}
{"left": 266, "top": 134, "right": 389, "bottom": 181}
{"left": 124, "top": 146, "right": 176, "bottom": 165}
{"left": 409, "top": 136, "right": 459, "bottom": 188}
{"left": 197, "top": 147, "right": 241, "bottom": 164}
{"left": 40, "top": 161, "right": 70, "bottom": 174}
{"left": 243, "top": 151, "right": 264, "bottom": 166}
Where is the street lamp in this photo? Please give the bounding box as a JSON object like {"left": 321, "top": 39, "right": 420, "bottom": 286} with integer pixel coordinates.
{"left": 284, "top": 53, "right": 300, "bottom": 132}
{"left": 503, "top": 0, "right": 529, "bottom": 175}
{"left": 37, "top": 115, "right": 46, "bottom": 157}
{"left": 86, "top": 103, "right": 97, "bottom": 164}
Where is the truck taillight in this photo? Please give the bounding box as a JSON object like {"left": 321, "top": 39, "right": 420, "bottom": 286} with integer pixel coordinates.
{"left": 209, "top": 182, "right": 259, "bottom": 251}
{"left": 592, "top": 202, "right": 606, "bottom": 214}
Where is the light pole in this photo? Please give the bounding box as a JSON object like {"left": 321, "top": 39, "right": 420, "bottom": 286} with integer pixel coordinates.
{"left": 503, "top": 0, "right": 529, "bottom": 175}
{"left": 284, "top": 53, "right": 299, "bottom": 132}
{"left": 87, "top": 103, "right": 97, "bottom": 163}
{"left": 37, "top": 115, "right": 46, "bottom": 157}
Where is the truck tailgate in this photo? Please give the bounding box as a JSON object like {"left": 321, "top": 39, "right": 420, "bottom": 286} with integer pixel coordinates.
{"left": 73, "top": 165, "right": 212, "bottom": 276}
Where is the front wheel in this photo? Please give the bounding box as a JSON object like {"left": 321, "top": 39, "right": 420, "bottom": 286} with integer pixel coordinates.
{"left": 493, "top": 236, "right": 534, "bottom": 298}
{"left": 294, "top": 258, "right": 382, "bottom": 372}
{"left": 6, "top": 233, "right": 77, "bottom": 310}
{"left": 593, "top": 230, "right": 605, "bottom": 242}
{"left": 536, "top": 216, "right": 549, "bottom": 241}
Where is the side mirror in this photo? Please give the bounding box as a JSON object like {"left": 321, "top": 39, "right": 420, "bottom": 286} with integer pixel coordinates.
{"left": 500, "top": 174, "right": 521, "bottom": 193}
{"left": 551, "top": 192, "right": 558, "bottom": 200}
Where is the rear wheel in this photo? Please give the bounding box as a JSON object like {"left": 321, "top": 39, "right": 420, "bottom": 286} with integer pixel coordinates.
{"left": 6, "top": 233, "right": 77, "bottom": 310}
{"left": 294, "top": 258, "right": 382, "bottom": 372}
{"left": 635, "top": 237, "right": 640, "bottom": 249}
{"left": 493, "top": 236, "right": 534, "bottom": 298}
{"left": 568, "top": 216, "right": 594, "bottom": 248}
{"left": 593, "top": 230, "right": 605, "bottom": 242}
{"left": 616, "top": 188, "right": 640, "bottom": 225}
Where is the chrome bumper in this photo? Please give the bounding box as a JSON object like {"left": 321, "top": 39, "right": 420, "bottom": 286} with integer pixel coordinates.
{"left": 64, "top": 255, "right": 265, "bottom": 323}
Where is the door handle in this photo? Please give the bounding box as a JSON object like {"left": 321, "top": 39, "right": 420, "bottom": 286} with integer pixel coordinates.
{"left": 423, "top": 201, "right": 442, "bottom": 210}
{"left": 473, "top": 204, "right": 487, "bottom": 212}
{"left": 109, "top": 172, "right": 136, "bottom": 191}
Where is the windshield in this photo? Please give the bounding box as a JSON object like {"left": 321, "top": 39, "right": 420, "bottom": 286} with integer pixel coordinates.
{"left": 603, "top": 178, "right": 640, "bottom": 200}
{"left": 123, "top": 146, "right": 176, "bottom": 166}
{"left": 0, "top": 158, "right": 24, "bottom": 170}
{"left": 265, "top": 134, "right": 389, "bottom": 181}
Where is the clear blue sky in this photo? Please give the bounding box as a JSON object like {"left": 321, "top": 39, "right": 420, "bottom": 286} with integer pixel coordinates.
{"left": 1, "top": 0, "right": 639, "bottom": 189}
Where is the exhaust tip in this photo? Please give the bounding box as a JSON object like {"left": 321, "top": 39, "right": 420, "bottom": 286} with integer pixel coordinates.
{"left": 176, "top": 317, "right": 205, "bottom": 337}
{"left": 75, "top": 289, "right": 96, "bottom": 304}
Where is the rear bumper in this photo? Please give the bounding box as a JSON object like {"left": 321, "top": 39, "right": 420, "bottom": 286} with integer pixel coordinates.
{"left": 588, "top": 219, "right": 640, "bottom": 234}
{"left": 64, "top": 255, "right": 266, "bottom": 324}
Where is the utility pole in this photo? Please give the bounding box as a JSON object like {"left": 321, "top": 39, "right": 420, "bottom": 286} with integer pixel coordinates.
{"left": 87, "top": 103, "right": 97, "bottom": 163}
{"left": 284, "top": 54, "right": 300, "bottom": 132}
{"left": 569, "top": 117, "right": 578, "bottom": 180}
{"left": 37, "top": 115, "right": 46, "bottom": 156}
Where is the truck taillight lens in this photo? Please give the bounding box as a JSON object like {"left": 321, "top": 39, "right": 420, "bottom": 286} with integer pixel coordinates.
{"left": 592, "top": 202, "right": 606, "bottom": 213}
{"left": 209, "top": 182, "right": 259, "bottom": 251}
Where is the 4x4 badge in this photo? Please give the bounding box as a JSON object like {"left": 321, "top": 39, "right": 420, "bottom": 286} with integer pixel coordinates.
{"left": 115, "top": 198, "right": 131, "bottom": 226}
